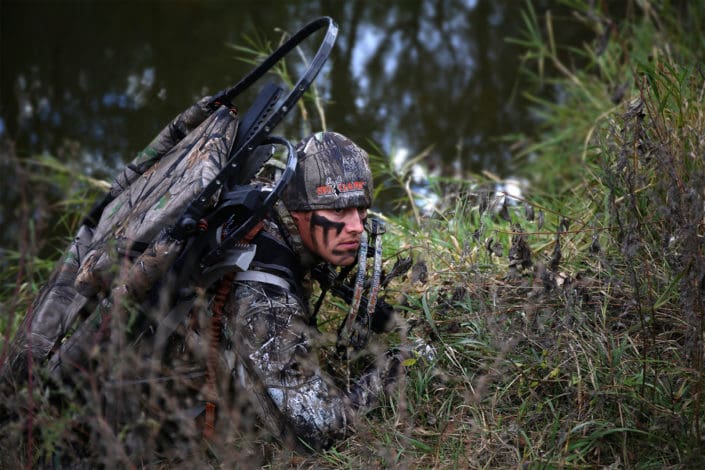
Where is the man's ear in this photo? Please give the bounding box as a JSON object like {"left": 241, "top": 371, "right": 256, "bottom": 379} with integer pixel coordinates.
{"left": 290, "top": 211, "right": 311, "bottom": 229}
{"left": 290, "top": 211, "right": 315, "bottom": 253}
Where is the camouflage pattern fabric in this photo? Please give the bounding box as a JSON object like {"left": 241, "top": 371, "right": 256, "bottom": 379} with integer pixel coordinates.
{"left": 215, "top": 205, "right": 401, "bottom": 450}
{"left": 223, "top": 278, "right": 401, "bottom": 450}
{"left": 0, "top": 224, "right": 95, "bottom": 387}
{"left": 46, "top": 230, "right": 186, "bottom": 382}
{"left": 108, "top": 96, "right": 214, "bottom": 198}
{"left": 0, "top": 98, "right": 231, "bottom": 390}
{"left": 281, "top": 131, "right": 373, "bottom": 211}
{"left": 75, "top": 105, "right": 238, "bottom": 298}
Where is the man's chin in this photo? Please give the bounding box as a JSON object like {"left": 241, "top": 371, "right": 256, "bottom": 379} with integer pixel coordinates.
{"left": 328, "top": 251, "right": 358, "bottom": 266}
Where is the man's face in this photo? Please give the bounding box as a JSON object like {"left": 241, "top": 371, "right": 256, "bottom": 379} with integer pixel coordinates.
{"left": 291, "top": 207, "right": 368, "bottom": 266}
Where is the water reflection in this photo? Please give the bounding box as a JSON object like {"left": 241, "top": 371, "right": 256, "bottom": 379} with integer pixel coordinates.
{"left": 0, "top": 0, "right": 593, "bottom": 246}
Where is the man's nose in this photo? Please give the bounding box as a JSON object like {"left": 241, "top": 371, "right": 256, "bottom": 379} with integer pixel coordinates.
{"left": 343, "top": 209, "right": 364, "bottom": 234}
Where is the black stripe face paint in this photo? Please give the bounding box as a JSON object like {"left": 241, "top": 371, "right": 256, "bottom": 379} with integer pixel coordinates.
{"left": 310, "top": 213, "right": 345, "bottom": 251}
{"left": 308, "top": 210, "right": 367, "bottom": 262}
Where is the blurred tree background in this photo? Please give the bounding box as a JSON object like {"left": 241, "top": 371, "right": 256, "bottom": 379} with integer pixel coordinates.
{"left": 0, "top": 1, "right": 600, "bottom": 246}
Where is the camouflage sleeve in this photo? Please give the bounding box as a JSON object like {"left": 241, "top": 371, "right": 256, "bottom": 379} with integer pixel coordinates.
{"left": 223, "top": 280, "right": 350, "bottom": 449}
{"left": 222, "top": 279, "right": 402, "bottom": 450}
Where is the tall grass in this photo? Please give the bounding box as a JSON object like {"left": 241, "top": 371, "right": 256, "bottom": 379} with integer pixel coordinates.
{"left": 343, "top": 0, "right": 705, "bottom": 467}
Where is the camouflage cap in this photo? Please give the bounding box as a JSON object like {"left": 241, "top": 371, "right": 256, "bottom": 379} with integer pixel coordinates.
{"left": 282, "top": 131, "right": 373, "bottom": 211}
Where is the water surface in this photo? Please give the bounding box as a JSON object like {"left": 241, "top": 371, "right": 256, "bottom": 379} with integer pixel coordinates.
{"left": 0, "top": 0, "right": 594, "bottom": 247}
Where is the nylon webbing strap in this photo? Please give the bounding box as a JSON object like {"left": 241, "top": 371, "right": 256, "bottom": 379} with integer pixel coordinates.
{"left": 234, "top": 270, "right": 292, "bottom": 291}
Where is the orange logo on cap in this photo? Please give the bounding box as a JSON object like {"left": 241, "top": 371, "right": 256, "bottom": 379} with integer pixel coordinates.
{"left": 315, "top": 178, "right": 366, "bottom": 197}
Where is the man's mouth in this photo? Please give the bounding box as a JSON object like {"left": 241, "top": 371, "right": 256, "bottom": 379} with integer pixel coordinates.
{"left": 337, "top": 240, "right": 360, "bottom": 251}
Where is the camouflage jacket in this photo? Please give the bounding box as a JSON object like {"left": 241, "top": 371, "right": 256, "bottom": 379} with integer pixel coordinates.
{"left": 214, "top": 202, "right": 401, "bottom": 450}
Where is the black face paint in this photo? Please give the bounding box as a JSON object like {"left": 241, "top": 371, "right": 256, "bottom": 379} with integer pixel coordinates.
{"left": 309, "top": 211, "right": 367, "bottom": 261}
{"left": 309, "top": 213, "right": 345, "bottom": 251}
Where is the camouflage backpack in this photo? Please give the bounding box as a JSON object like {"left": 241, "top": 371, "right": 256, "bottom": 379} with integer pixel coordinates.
{"left": 0, "top": 17, "right": 338, "bottom": 390}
